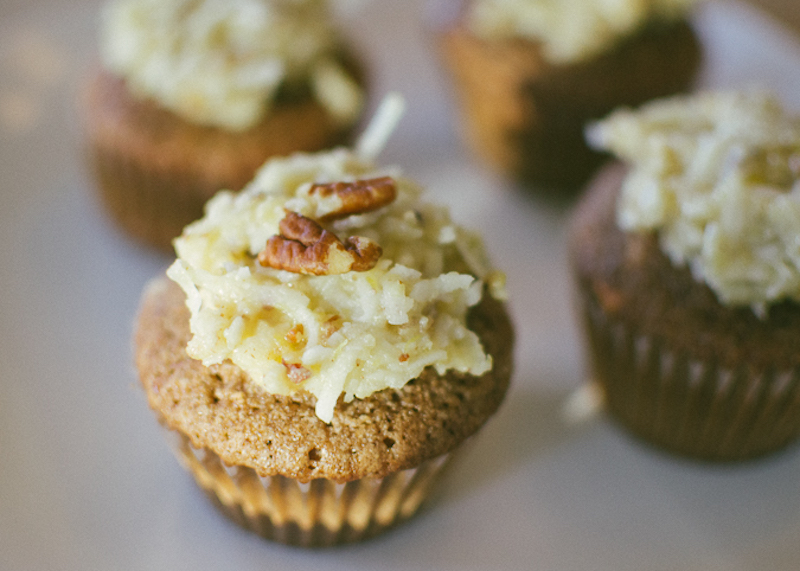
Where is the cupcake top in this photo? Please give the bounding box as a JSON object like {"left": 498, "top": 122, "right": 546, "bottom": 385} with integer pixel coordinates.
{"left": 166, "top": 123, "right": 506, "bottom": 423}
{"left": 465, "top": 0, "right": 697, "bottom": 63}
{"left": 588, "top": 91, "right": 800, "bottom": 315}
{"left": 100, "top": 0, "right": 363, "bottom": 131}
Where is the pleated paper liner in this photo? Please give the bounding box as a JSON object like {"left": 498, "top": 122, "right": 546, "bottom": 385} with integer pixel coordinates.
{"left": 87, "top": 145, "right": 214, "bottom": 250}
{"left": 581, "top": 292, "right": 800, "bottom": 461}
{"left": 163, "top": 427, "right": 458, "bottom": 546}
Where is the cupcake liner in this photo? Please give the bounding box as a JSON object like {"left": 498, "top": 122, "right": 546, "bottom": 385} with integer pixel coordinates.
{"left": 162, "top": 426, "right": 456, "bottom": 546}
{"left": 86, "top": 144, "right": 214, "bottom": 250}
{"left": 581, "top": 291, "right": 800, "bottom": 461}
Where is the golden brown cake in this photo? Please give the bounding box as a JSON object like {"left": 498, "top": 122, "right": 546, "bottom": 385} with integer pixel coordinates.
{"left": 134, "top": 137, "right": 514, "bottom": 544}
{"left": 437, "top": 0, "right": 702, "bottom": 192}
{"left": 83, "top": 0, "right": 366, "bottom": 250}
{"left": 570, "top": 92, "right": 800, "bottom": 461}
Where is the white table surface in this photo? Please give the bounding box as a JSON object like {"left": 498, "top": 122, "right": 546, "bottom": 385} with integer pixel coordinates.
{"left": 2, "top": 1, "right": 800, "bottom": 569}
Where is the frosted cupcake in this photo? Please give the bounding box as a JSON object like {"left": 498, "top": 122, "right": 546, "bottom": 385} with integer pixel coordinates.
{"left": 83, "top": 0, "right": 366, "bottom": 249}
{"left": 570, "top": 91, "right": 800, "bottom": 461}
{"left": 135, "top": 103, "right": 514, "bottom": 544}
{"left": 437, "top": 0, "right": 702, "bottom": 192}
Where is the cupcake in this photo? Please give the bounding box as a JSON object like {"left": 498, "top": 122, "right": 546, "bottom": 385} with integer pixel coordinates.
{"left": 437, "top": 0, "right": 702, "bottom": 192}
{"left": 570, "top": 91, "right": 800, "bottom": 461}
{"left": 83, "top": 0, "right": 366, "bottom": 250}
{"left": 134, "top": 106, "right": 514, "bottom": 545}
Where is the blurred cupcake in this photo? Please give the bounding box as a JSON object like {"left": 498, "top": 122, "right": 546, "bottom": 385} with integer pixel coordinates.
{"left": 134, "top": 106, "right": 514, "bottom": 545}
{"left": 83, "top": 0, "right": 366, "bottom": 249}
{"left": 570, "top": 91, "right": 800, "bottom": 461}
{"left": 437, "top": 0, "right": 702, "bottom": 192}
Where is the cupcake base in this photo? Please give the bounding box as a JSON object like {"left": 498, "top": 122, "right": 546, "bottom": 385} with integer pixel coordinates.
{"left": 582, "top": 292, "right": 800, "bottom": 461}
{"left": 164, "top": 426, "right": 455, "bottom": 546}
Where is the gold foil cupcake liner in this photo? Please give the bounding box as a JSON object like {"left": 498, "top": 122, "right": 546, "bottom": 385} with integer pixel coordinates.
{"left": 161, "top": 427, "right": 456, "bottom": 546}
{"left": 582, "top": 294, "right": 800, "bottom": 461}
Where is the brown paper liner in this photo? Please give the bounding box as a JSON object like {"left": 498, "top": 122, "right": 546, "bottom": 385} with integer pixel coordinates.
{"left": 87, "top": 145, "right": 215, "bottom": 250}
{"left": 162, "top": 427, "right": 457, "bottom": 546}
{"left": 437, "top": 20, "right": 701, "bottom": 191}
{"left": 581, "top": 292, "right": 800, "bottom": 461}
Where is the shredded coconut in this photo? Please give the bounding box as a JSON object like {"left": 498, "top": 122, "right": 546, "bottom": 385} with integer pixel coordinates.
{"left": 100, "top": 0, "right": 363, "bottom": 130}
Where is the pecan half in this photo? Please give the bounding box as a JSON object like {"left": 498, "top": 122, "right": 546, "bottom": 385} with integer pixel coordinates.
{"left": 258, "top": 211, "right": 382, "bottom": 275}
{"left": 311, "top": 176, "right": 397, "bottom": 221}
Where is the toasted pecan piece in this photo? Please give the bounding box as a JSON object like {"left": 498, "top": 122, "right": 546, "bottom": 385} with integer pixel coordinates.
{"left": 311, "top": 176, "right": 397, "bottom": 221}
{"left": 258, "top": 211, "right": 382, "bottom": 275}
